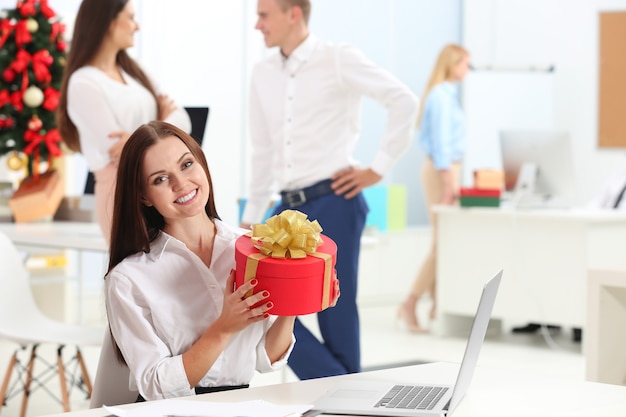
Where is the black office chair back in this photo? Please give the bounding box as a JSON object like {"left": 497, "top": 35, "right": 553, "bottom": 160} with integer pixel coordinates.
{"left": 184, "top": 107, "right": 210, "bottom": 146}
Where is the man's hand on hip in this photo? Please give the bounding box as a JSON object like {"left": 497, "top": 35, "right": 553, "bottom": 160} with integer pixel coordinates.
{"left": 331, "top": 167, "right": 382, "bottom": 199}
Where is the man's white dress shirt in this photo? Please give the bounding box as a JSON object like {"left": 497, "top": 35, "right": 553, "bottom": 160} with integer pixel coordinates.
{"left": 243, "top": 34, "right": 419, "bottom": 224}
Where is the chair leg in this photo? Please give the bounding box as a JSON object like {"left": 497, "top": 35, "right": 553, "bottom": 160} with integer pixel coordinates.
{"left": 57, "top": 346, "right": 71, "bottom": 412}
{"left": 20, "top": 345, "right": 37, "bottom": 417}
{"left": 0, "top": 351, "right": 18, "bottom": 413}
{"left": 76, "top": 348, "right": 93, "bottom": 398}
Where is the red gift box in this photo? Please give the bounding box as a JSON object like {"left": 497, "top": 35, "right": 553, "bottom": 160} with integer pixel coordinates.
{"left": 459, "top": 187, "right": 501, "bottom": 198}
{"left": 234, "top": 232, "right": 337, "bottom": 316}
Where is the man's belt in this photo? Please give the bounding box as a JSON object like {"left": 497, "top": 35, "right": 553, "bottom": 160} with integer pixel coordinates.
{"left": 280, "top": 179, "right": 334, "bottom": 208}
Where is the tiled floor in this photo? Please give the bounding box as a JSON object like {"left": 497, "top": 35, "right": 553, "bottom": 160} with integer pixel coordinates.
{"left": 0, "top": 296, "right": 585, "bottom": 417}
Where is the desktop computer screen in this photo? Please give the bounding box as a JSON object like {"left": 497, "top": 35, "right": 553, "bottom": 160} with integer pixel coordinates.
{"left": 500, "top": 129, "right": 575, "bottom": 207}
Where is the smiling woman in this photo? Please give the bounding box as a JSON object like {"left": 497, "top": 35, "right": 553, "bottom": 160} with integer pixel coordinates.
{"left": 102, "top": 120, "right": 305, "bottom": 402}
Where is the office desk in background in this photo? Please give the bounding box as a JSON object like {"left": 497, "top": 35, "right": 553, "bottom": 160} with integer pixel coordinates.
{"left": 38, "top": 362, "right": 626, "bottom": 417}
{"left": 434, "top": 206, "right": 626, "bottom": 334}
{"left": 0, "top": 221, "right": 106, "bottom": 252}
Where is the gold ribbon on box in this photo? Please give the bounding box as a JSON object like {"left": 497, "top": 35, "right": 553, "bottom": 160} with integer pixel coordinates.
{"left": 251, "top": 209, "right": 322, "bottom": 258}
{"left": 243, "top": 210, "right": 334, "bottom": 309}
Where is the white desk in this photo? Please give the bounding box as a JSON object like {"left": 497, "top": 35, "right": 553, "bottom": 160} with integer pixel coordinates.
{"left": 38, "top": 362, "right": 626, "bottom": 417}
{"left": 0, "top": 221, "right": 106, "bottom": 252}
{"left": 434, "top": 206, "right": 626, "bottom": 333}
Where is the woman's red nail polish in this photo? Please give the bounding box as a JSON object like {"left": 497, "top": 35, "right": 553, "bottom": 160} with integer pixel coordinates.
{"left": 262, "top": 291, "right": 269, "bottom": 297}
{"left": 250, "top": 279, "right": 258, "bottom": 286}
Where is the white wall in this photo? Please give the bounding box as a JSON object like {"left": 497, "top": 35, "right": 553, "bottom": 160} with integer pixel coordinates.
{"left": 463, "top": 0, "right": 626, "bottom": 205}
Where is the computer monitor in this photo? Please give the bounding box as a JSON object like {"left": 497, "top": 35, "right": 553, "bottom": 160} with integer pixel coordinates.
{"left": 500, "top": 129, "right": 575, "bottom": 207}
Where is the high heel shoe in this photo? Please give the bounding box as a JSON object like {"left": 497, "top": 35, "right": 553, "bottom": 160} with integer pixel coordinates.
{"left": 396, "top": 304, "right": 428, "bottom": 334}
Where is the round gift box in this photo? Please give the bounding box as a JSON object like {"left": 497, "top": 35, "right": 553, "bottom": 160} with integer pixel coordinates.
{"left": 234, "top": 234, "right": 337, "bottom": 316}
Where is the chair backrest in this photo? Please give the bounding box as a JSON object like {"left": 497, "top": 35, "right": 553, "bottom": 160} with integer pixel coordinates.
{"left": 84, "top": 171, "right": 95, "bottom": 195}
{"left": 184, "top": 106, "right": 210, "bottom": 145}
{"left": 0, "top": 231, "right": 48, "bottom": 330}
{"left": 90, "top": 329, "right": 138, "bottom": 407}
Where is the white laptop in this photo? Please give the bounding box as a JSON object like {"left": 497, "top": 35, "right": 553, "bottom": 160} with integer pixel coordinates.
{"left": 313, "top": 269, "right": 503, "bottom": 417}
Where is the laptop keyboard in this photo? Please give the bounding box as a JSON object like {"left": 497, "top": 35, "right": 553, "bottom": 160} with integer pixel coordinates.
{"left": 375, "top": 385, "right": 449, "bottom": 410}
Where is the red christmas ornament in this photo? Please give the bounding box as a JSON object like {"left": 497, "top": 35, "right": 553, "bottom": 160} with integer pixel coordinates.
{"left": 27, "top": 115, "right": 43, "bottom": 131}
{"left": 56, "top": 40, "right": 67, "bottom": 52}
{"left": 0, "top": 90, "right": 9, "bottom": 107}
{"left": 2, "top": 68, "right": 16, "bottom": 83}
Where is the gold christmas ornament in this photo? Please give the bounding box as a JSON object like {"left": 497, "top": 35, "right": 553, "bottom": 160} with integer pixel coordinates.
{"left": 23, "top": 85, "right": 45, "bottom": 108}
{"left": 26, "top": 17, "right": 39, "bottom": 33}
{"left": 7, "top": 151, "right": 27, "bottom": 171}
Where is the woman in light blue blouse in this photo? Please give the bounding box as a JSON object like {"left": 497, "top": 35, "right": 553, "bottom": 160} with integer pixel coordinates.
{"left": 398, "top": 44, "right": 470, "bottom": 332}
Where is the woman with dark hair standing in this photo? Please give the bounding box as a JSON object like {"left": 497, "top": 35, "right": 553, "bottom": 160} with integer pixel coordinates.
{"left": 57, "top": 0, "right": 190, "bottom": 243}
{"left": 104, "top": 121, "right": 299, "bottom": 401}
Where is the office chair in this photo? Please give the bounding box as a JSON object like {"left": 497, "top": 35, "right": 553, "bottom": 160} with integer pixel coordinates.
{"left": 0, "top": 231, "right": 104, "bottom": 417}
{"left": 183, "top": 106, "right": 209, "bottom": 145}
{"left": 89, "top": 330, "right": 137, "bottom": 408}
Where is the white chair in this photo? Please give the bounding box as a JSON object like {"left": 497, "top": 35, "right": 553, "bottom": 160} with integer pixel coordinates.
{"left": 0, "top": 231, "right": 104, "bottom": 417}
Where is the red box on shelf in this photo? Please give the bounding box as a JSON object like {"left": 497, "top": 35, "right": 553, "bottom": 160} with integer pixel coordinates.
{"left": 459, "top": 187, "right": 502, "bottom": 198}
{"left": 235, "top": 233, "right": 337, "bottom": 316}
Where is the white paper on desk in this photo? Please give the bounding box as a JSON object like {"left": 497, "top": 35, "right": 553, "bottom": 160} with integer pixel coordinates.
{"left": 103, "top": 399, "right": 313, "bottom": 417}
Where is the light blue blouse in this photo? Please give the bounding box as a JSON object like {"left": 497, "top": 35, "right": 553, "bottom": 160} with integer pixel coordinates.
{"left": 418, "top": 81, "right": 466, "bottom": 170}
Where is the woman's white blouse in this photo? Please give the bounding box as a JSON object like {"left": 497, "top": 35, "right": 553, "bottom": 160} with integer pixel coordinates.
{"left": 105, "top": 220, "right": 293, "bottom": 400}
{"left": 67, "top": 66, "right": 191, "bottom": 171}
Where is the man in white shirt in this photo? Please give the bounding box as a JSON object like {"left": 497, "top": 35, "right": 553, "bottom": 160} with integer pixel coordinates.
{"left": 241, "top": 0, "right": 419, "bottom": 379}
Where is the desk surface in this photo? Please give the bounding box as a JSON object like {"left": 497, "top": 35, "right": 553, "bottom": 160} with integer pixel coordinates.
{"left": 434, "top": 205, "right": 626, "bottom": 222}
{"left": 0, "top": 221, "right": 106, "bottom": 252}
{"left": 40, "top": 362, "right": 626, "bottom": 417}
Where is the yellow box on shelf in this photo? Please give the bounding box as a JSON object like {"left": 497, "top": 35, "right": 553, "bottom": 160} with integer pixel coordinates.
{"left": 25, "top": 254, "right": 67, "bottom": 269}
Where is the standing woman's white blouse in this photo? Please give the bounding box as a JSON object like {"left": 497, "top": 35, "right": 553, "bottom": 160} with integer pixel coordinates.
{"left": 67, "top": 66, "right": 191, "bottom": 171}
{"left": 105, "top": 220, "right": 294, "bottom": 400}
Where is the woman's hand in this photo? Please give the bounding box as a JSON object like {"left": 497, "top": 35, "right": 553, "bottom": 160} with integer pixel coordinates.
{"left": 330, "top": 274, "right": 341, "bottom": 307}
{"left": 107, "top": 131, "right": 131, "bottom": 166}
{"left": 216, "top": 270, "right": 272, "bottom": 334}
{"left": 157, "top": 94, "right": 176, "bottom": 121}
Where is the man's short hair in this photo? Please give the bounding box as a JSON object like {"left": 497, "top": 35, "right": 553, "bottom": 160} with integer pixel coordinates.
{"left": 276, "top": 0, "right": 311, "bottom": 24}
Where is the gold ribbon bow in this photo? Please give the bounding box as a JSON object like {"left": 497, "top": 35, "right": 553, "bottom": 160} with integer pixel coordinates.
{"left": 251, "top": 209, "right": 322, "bottom": 258}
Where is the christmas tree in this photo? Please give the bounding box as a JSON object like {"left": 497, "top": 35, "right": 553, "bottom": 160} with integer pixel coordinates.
{"left": 0, "top": 0, "right": 66, "bottom": 178}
